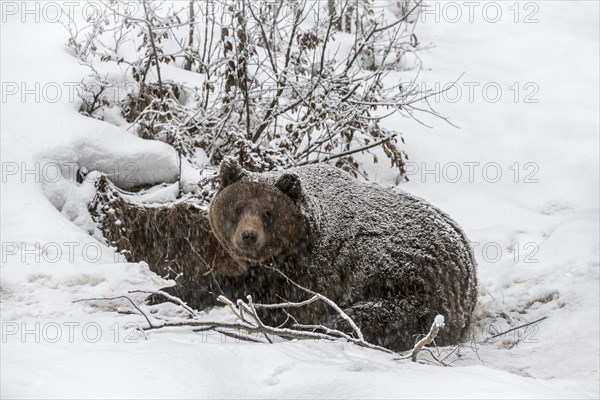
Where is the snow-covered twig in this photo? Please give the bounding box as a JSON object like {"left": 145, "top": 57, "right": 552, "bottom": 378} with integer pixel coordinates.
{"left": 296, "top": 134, "right": 397, "bottom": 167}
{"left": 254, "top": 295, "right": 320, "bottom": 309}
{"left": 77, "top": 289, "right": 397, "bottom": 356}
{"left": 265, "top": 265, "right": 365, "bottom": 341}
{"left": 129, "top": 289, "right": 197, "bottom": 317}
{"left": 411, "top": 314, "right": 445, "bottom": 362}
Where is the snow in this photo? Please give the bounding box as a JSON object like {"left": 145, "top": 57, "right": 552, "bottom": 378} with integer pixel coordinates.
{"left": 385, "top": 1, "right": 600, "bottom": 387}
{"left": 1, "top": 1, "right": 598, "bottom": 399}
{"left": 434, "top": 314, "right": 444, "bottom": 327}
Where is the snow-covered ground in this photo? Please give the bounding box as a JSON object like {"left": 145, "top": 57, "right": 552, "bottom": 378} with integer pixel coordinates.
{"left": 1, "top": 1, "right": 598, "bottom": 398}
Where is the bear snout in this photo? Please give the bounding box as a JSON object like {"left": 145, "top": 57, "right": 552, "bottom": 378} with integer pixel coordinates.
{"left": 241, "top": 229, "right": 258, "bottom": 246}
{"left": 233, "top": 215, "right": 266, "bottom": 255}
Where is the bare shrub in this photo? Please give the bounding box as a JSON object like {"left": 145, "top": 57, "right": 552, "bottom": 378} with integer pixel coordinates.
{"left": 64, "top": 0, "right": 442, "bottom": 180}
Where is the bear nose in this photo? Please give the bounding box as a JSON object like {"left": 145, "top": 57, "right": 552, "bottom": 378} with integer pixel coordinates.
{"left": 241, "top": 230, "right": 258, "bottom": 246}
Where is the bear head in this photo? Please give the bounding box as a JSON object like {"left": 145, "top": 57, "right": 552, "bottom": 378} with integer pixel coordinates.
{"left": 208, "top": 158, "right": 309, "bottom": 269}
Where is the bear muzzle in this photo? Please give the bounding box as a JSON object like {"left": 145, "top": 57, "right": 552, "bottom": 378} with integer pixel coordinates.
{"left": 241, "top": 229, "right": 258, "bottom": 246}
{"left": 233, "top": 214, "right": 266, "bottom": 256}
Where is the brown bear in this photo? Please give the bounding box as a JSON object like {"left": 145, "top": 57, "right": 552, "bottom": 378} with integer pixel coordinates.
{"left": 155, "top": 157, "right": 478, "bottom": 352}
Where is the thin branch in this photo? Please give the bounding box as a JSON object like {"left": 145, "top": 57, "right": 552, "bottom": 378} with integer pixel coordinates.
{"left": 74, "top": 295, "right": 155, "bottom": 328}
{"left": 129, "top": 289, "right": 196, "bottom": 317}
{"left": 411, "top": 315, "right": 444, "bottom": 362}
{"left": 423, "top": 348, "right": 451, "bottom": 367}
{"left": 296, "top": 134, "right": 397, "bottom": 166}
{"left": 254, "top": 295, "right": 319, "bottom": 309}
{"left": 480, "top": 316, "right": 548, "bottom": 344}
{"left": 266, "top": 265, "right": 364, "bottom": 341}
{"left": 141, "top": 0, "right": 164, "bottom": 96}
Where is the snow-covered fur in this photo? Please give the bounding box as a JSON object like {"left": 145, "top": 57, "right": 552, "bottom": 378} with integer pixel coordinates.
{"left": 172, "top": 159, "right": 478, "bottom": 351}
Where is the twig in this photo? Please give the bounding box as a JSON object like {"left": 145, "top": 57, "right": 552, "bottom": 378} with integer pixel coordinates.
{"left": 73, "top": 295, "right": 155, "bottom": 328}
{"left": 243, "top": 295, "right": 274, "bottom": 343}
{"left": 217, "top": 295, "right": 246, "bottom": 322}
{"left": 439, "top": 344, "right": 461, "bottom": 363}
{"left": 140, "top": 0, "right": 164, "bottom": 97}
{"left": 422, "top": 348, "right": 451, "bottom": 367}
{"left": 265, "top": 265, "right": 365, "bottom": 341}
{"left": 122, "top": 288, "right": 394, "bottom": 354}
{"left": 211, "top": 328, "right": 265, "bottom": 343}
{"left": 296, "top": 135, "right": 397, "bottom": 167}
{"left": 411, "top": 315, "right": 444, "bottom": 362}
{"left": 129, "top": 289, "right": 196, "bottom": 317}
{"left": 480, "top": 316, "right": 548, "bottom": 344}
{"left": 254, "top": 296, "right": 320, "bottom": 309}
{"left": 291, "top": 323, "right": 353, "bottom": 341}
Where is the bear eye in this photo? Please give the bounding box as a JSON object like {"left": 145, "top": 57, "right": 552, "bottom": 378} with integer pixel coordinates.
{"left": 264, "top": 210, "right": 272, "bottom": 219}
{"left": 234, "top": 206, "right": 243, "bottom": 216}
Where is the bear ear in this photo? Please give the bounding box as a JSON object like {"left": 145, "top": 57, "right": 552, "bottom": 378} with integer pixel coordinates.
{"left": 219, "top": 157, "right": 246, "bottom": 188}
{"left": 275, "top": 173, "right": 302, "bottom": 202}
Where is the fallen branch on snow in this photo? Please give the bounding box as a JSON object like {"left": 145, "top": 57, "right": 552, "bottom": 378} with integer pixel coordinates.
{"left": 74, "top": 285, "right": 450, "bottom": 366}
